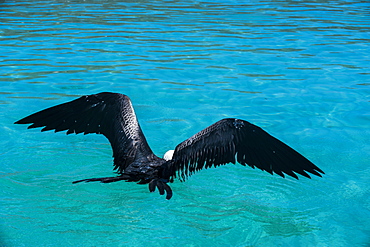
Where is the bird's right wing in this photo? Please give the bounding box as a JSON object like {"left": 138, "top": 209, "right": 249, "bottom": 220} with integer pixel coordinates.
{"left": 15, "top": 92, "right": 156, "bottom": 173}
{"left": 163, "top": 118, "right": 324, "bottom": 181}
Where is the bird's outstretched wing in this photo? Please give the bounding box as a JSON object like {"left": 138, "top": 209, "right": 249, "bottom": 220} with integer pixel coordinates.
{"left": 164, "top": 118, "right": 324, "bottom": 181}
{"left": 14, "top": 92, "right": 156, "bottom": 173}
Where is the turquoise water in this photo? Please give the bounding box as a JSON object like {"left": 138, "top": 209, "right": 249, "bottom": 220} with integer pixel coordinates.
{"left": 1, "top": 0, "right": 370, "bottom": 246}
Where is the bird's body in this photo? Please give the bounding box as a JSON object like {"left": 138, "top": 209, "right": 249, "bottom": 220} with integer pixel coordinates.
{"left": 15, "top": 92, "right": 324, "bottom": 199}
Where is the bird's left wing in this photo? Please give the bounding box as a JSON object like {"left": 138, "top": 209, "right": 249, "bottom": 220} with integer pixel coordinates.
{"left": 163, "top": 118, "right": 324, "bottom": 181}
{"left": 14, "top": 92, "right": 156, "bottom": 173}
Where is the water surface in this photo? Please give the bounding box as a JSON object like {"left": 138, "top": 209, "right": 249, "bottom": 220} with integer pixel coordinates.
{"left": 1, "top": 0, "right": 370, "bottom": 246}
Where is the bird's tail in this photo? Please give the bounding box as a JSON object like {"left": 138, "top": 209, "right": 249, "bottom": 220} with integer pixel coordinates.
{"left": 73, "top": 175, "right": 174, "bottom": 200}
{"left": 72, "top": 175, "right": 130, "bottom": 184}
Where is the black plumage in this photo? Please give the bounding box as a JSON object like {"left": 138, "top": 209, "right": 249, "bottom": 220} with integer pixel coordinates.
{"left": 15, "top": 92, "right": 324, "bottom": 199}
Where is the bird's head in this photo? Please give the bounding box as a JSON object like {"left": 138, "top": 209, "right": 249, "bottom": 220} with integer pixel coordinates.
{"left": 163, "top": 150, "right": 174, "bottom": 161}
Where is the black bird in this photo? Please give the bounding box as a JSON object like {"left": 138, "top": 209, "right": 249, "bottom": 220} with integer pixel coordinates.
{"left": 15, "top": 92, "right": 324, "bottom": 199}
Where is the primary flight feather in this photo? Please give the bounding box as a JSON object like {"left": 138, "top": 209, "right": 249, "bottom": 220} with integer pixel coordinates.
{"left": 15, "top": 92, "right": 324, "bottom": 199}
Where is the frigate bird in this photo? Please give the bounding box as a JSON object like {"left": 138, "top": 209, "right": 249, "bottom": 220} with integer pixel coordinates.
{"left": 15, "top": 92, "right": 324, "bottom": 199}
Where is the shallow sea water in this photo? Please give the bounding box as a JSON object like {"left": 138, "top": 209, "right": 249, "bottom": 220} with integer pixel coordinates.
{"left": 1, "top": 0, "right": 370, "bottom": 246}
